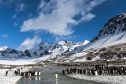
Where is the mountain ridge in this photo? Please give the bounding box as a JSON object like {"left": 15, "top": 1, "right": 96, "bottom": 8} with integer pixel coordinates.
{"left": 0, "top": 40, "right": 89, "bottom": 59}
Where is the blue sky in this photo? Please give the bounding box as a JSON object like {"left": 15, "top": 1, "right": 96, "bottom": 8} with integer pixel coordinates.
{"left": 0, "top": 0, "right": 126, "bottom": 50}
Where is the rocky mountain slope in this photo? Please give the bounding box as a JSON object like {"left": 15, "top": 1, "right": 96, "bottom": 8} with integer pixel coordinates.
{"left": 84, "top": 12, "right": 126, "bottom": 50}
{"left": 92, "top": 12, "right": 126, "bottom": 42}
{"left": 68, "top": 12, "right": 126, "bottom": 63}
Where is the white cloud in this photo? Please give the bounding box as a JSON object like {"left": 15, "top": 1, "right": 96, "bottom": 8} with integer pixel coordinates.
{"left": 1, "top": 34, "right": 8, "bottom": 38}
{"left": 19, "top": 36, "right": 41, "bottom": 50}
{"left": 80, "top": 13, "right": 96, "bottom": 22}
{"left": 21, "top": 0, "right": 107, "bottom": 36}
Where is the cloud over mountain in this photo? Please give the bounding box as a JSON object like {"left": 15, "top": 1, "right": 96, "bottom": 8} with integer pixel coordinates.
{"left": 19, "top": 36, "right": 41, "bottom": 50}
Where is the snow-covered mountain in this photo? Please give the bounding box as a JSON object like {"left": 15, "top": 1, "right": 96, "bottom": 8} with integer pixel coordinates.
{"left": 1, "top": 12, "right": 126, "bottom": 63}
{"left": 0, "top": 48, "right": 25, "bottom": 58}
{"left": 23, "top": 40, "right": 87, "bottom": 59}
{"left": 68, "top": 12, "right": 126, "bottom": 62}
{"left": 0, "top": 46, "right": 8, "bottom": 51}
{"left": 92, "top": 12, "right": 126, "bottom": 42}
{"left": 0, "top": 40, "right": 89, "bottom": 59}
{"left": 85, "top": 12, "right": 126, "bottom": 50}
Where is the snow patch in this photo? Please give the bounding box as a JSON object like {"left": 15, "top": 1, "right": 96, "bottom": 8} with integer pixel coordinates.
{"left": 0, "top": 46, "right": 8, "bottom": 51}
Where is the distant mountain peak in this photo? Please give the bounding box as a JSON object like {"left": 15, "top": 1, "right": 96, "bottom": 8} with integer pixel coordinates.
{"left": 0, "top": 46, "right": 8, "bottom": 51}
{"left": 82, "top": 40, "right": 89, "bottom": 45}
{"left": 92, "top": 12, "right": 126, "bottom": 42}
{"left": 57, "top": 40, "right": 66, "bottom": 45}
{"left": 57, "top": 40, "right": 75, "bottom": 45}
